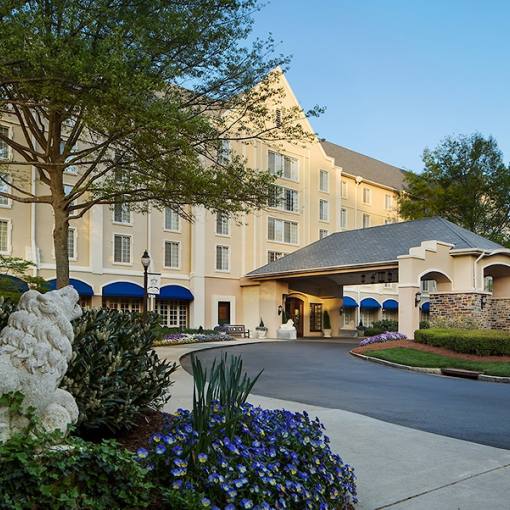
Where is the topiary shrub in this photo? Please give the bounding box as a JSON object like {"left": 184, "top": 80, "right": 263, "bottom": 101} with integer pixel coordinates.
{"left": 62, "top": 309, "right": 178, "bottom": 435}
{"left": 414, "top": 328, "right": 510, "bottom": 356}
{"left": 323, "top": 310, "right": 331, "bottom": 330}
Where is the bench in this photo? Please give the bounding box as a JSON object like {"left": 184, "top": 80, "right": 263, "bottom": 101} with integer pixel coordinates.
{"left": 218, "top": 324, "right": 250, "bottom": 338}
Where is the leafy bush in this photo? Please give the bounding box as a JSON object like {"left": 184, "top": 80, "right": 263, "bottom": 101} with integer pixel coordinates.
{"left": 323, "top": 310, "right": 331, "bottom": 330}
{"left": 363, "top": 319, "right": 398, "bottom": 336}
{"left": 414, "top": 328, "right": 510, "bottom": 356}
{"left": 156, "top": 326, "right": 217, "bottom": 336}
{"left": 136, "top": 404, "right": 357, "bottom": 509}
{"left": 359, "top": 331, "right": 407, "bottom": 346}
{"left": 419, "top": 320, "right": 430, "bottom": 329}
{"left": 0, "top": 296, "right": 16, "bottom": 329}
{"left": 62, "top": 309, "right": 178, "bottom": 434}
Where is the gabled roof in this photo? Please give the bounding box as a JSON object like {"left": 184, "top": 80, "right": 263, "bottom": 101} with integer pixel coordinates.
{"left": 247, "top": 217, "right": 502, "bottom": 277}
{"left": 320, "top": 140, "right": 406, "bottom": 190}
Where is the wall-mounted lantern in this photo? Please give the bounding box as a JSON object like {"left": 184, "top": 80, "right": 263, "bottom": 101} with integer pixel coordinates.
{"left": 415, "top": 291, "right": 422, "bottom": 307}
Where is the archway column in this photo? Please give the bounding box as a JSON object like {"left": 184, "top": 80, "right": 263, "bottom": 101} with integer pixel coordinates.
{"left": 398, "top": 285, "right": 420, "bottom": 339}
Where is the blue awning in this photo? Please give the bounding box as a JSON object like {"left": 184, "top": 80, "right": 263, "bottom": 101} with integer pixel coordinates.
{"left": 159, "top": 285, "right": 194, "bottom": 301}
{"left": 102, "top": 281, "right": 144, "bottom": 298}
{"left": 421, "top": 301, "right": 430, "bottom": 313}
{"left": 0, "top": 275, "right": 29, "bottom": 292}
{"left": 383, "top": 299, "right": 398, "bottom": 311}
{"left": 47, "top": 278, "right": 94, "bottom": 297}
{"left": 360, "top": 297, "right": 381, "bottom": 310}
{"left": 342, "top": 296, "right": 358, "bottom": 309}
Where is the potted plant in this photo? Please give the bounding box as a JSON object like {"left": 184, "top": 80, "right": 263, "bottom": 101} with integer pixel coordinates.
{"left": 255, "top": 318, "right": 268, "bottom": 339}
{"left": 356, "top": 320, "right": 365, "bottom": 337}
{"left": 322, "top": 310, "right": 332, "bottom": 338}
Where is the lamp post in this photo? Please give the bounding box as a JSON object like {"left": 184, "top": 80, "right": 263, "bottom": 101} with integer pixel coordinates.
{"left": 141, "top": 250, "right": 151, "bottom": 320}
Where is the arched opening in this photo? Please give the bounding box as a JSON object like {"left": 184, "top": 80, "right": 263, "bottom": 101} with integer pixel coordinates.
{"left": 419, "top": 270, "right": 453, "bottom": 293}
{"left": 155, "top": 285, "right": 194, "bottom": 329}
{"left": 102, "top": 281, "right": 144, "bottom": 313}
{"left": 360, "top": 297, "right": 381, "bottom": 328}
{"left": 483, "top": 264, "right": 510, "bottom": 298}
{"left": 285, "top": 296, "right": 304, "bottom": 337}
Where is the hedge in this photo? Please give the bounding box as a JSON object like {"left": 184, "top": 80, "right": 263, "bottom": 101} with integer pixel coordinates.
{"left": 414, "top": 328, "right": 510, "bottom": 356}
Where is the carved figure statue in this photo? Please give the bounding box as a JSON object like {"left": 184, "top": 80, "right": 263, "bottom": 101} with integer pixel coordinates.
{"left": 280, "top": 319, "right": 295, "bottom": 330}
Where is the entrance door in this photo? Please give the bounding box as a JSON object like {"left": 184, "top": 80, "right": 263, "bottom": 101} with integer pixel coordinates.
{"left": 286, "top": 297, "right": 304, "bottom": 337}
{"left": 218, "top": 301, "right": 231, "bottom": 325}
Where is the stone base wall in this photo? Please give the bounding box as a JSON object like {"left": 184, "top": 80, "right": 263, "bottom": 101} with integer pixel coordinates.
{"left": 489, "top": 298, "right": 510, "bottom": 330}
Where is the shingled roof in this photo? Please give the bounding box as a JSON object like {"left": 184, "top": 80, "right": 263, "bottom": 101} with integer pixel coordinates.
{"left": 320, "top": 140, "right": 406, "bottom": 190}
{"left": 248, "top": 217, "right": 502, "bottom": 277}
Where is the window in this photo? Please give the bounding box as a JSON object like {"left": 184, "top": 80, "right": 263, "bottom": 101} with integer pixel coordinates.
{"left": 0, "top": 220, "right": 9, "bottom": 253}
{"left": 113, "top": 234, "right": 131, "bottom": 264}
{"left": 268, "top": 217, "right": 298, "bottom": 244}
{"left": 385, "top": 194, "right": 393, "bottom": 210}
{"left": 164, "top": 241, "right": 180, "bottom": 268}
{"left": 68, "top": 228, "right": 76, "bottom": 260}
{"left": 275, "top": 109, "right": 282, "bottom": 128}
{"left": 362, "top": 213, "right": 370, "bottom": 228}
{"left": 310, "top": 303, "right": 323, "bottom": 332}
{"left": 319, "top": 229, "right": 328, "bottom": 239}
{"left": 105, "top": 298, "right": 141, "bottom": 314}
{"left": 269, "top": 185, "right": 299, "bottom": 212}
{"left": 362, "top": 187, "right": 371, "bottom": 204}
{"left": 216, "top": 245, "right": 230, "bottom": 271}
{"left": 156, "top": 300, "right": 188, "bottom": 328}
{"left": 340, "top": 208, "right": 347, "bottom": 229}
{"left": 268, "top": 150, "right": 298, "bottom": 181}
{"left": 164, "top": 208, "right": 180, "bottom": 231}
{"left": 342, "top": 309, "right": 355, "bottom": 328}
{"left": 268, "top": 251, "right": 285, "bottom": 263}
{"left": 319, "top": 170, "right": 329, "bottom": 192}
{"left": 484, "top": 276, "right": 494, "bottom": 293}
{"left": 341, "top": 180, "right": 348, "bottom": 199}
{"left": 0, "top": 174, "right": 10, "bottom": 206}
{"left": 216, "top": 212, "right": 230, "bottom": 235}
{"left": 113, "top": 203, "right": 131, "bottom": 224}
{"left": 421, "top": 280, "right": 437, "bottom": 293}
{"left": 0, "top": 126, "right": 9, "bottom": 160}
{"left": 319, "top": 200, "right": 329, "bottom": 221}
{"left": 218, "top": 139, "right": 230, "bottom": 164}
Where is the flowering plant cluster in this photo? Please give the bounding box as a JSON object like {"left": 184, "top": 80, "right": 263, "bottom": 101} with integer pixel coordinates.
{"left": 136, "top": 404, "right": 357, "bottom": 509}
{"left": 359, "top": 331, "right": 407, "bottom": 346}
{"left": 154, "top": 332, "right": 236, "bottom": 346}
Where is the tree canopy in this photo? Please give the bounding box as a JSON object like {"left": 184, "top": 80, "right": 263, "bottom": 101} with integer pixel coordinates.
{"left": 399, "top": 133, "right": 510, "bottom": 246}
{"left": 0, "top": 0, "right": 319, "bottom": 286}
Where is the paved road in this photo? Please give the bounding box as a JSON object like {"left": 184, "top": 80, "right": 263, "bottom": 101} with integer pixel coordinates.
{"left": 181, "top": 341, "right": 510, "bottom": 450}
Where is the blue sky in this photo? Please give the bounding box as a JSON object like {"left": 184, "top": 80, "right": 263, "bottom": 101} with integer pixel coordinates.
{"left": 251, "top": 0, "right": 510, "bottom": 171}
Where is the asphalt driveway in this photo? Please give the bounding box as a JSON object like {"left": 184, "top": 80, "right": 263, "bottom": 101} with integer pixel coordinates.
{"left": 181, "top": 340, "right": 510, "bottom": 450}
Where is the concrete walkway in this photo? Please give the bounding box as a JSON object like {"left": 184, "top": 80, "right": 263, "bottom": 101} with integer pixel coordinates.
{"left": 158, "top": 340, "right": 510, "bottom": 510}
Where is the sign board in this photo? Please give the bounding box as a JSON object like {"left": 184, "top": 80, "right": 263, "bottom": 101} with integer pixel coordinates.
{"left": 147, "top": 272, "right": 161, "bottom": 295}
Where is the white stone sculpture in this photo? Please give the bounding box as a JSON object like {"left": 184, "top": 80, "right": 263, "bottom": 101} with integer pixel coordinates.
{"left": 280, "top": 319, "right": 295, "bottom": 330}
{"left": 277, "top": 319, "right": 297, "bottom": 340}
{"left": 0, "top": 286, "right": 82, "bottom": 442}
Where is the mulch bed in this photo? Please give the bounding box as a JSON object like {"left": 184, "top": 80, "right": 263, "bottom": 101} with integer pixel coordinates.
{"left": 353, "top": 339, "right": 510, "bottom": 362}
{"left": 116, "top": 410, "right": 172, "bottom": 452}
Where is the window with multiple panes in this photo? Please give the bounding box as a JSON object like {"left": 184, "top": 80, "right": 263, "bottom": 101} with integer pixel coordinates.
{"left": 216, "top": 245, "right": 230, "bottom": 271}
{"left": 340, "top": 208, "right": 347, "bottom": 229}
{"left": 0, "top": 174, "right": 9, "bottom": 206}
{"left": 0, "top": 126, "right": 9, "bottom": 160}
{"left": 164, "top": 208, "right": 180, "bottom": 231}
{"left": 216, "top": 212, "right": 230, "bottom": 235}
{"left": 310, "top": 303, "right": 323, "bottom": 332}
{"left": 269, "top": 185, "right": 299, "bottom": 212}
{"left": 421, "top": 280, "right": 437, "bottom": 293}
{"left": 385, "top": 194, "right": 393, "bottom": 210}
{"left": 68, "top": 228, "right": 76, "bottom": 259}
{"left": 0, "top": 220, "right": 9, "bottom": 253}
{"left": 156, "top": 300, "right": 188, "bottom": 328}
{"left": 164, "top": 241, "right": 180, "bottom": 268}
{"left": 319, "top": 229, "right": 328, "bottom": 239}
{"left": 319, "top": 170, "right": 329, "bottom": 192}
{"left": 341, "top": 180, "right": 348, "bottom": 198}
{"left": 362, "top": 213, "right": 370, "bottom": 228}
{"left": 362, "top": 187, "right": 371, "bottom": 204}
{"left": 267, "top": 251, "right": 285, "bottom": 263}
{"left": 267, "top": 217, "right": 298, "bottom": 244}
{"left": 104, "top": 298, "right": 141, "bottom": 314}
{"left": 113, "top": 203, "right": 131, "bottom": 224}
{"left": 268, "top": 150, "right": 298, "bottom": 181}
{"left": 319, "top": 199, "right": 329, "bottom": 221}
{"left": 113, "top": 234, "right": 131, "bottom": 263}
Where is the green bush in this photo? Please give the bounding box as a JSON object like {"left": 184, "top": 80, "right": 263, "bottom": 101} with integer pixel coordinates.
{"left": 363, "top": 319, "right": 398, "bottom": 337}
{"left": 0, "top": 296, "right": 16, "bottom": 329}
{"left": 419, "top": 320, "right": 430, "bottom": 329}
{"left": 414, "top": 328, "right": 510, "bottom": 356}
{"left": 323, "top": 310, "right": 331, "bottom": 330}
{"left": 62, "top": 309, "right": 178, "bottom": 435}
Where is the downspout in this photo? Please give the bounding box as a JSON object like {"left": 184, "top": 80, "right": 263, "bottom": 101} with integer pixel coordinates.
{"left": 354, "top": 175, "right": 362, "bottom": 229}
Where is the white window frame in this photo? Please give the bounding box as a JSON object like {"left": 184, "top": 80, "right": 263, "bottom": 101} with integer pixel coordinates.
{"left": 340, "top": 208, "right": 347, "bottom": 229}
{"left": 267, "top": 217, "right": 299, "bottom": 245}
{"left": 0, "top": 218, "right": 12, "bottom": 255}
{"left": 164, "top": 240, "right": 181, "bottom": 269}
{"left": 216, "top": 212, "right": 231, "bottom": 236}
{"left": 267, "top": 150, "right": 299, "bottom": 182}
{"left": 319, "top": 229, "right": 328, "bottom": 239}
{"left": 112, "top": 202, "right": 132, "bottom": 225}
{"left": 215, "top": 244, "right": 230, "bottom": 272}
{"left": 0, "top": 173, "right": 12, "bottom": 208}
{"left": 319, "top": 170, "right": 329, "bottom": 193}
{"left": 112, "top": 233, "right": 132, "bottom": 265}
{"left": 267, "top": 250, "right": 286, "bottom": 263}
{"left": 68, "top": 227, "right": 77, "bottom": 261}
{"left": 164, "top": 208, "right": 181, "bottom": 233}
{"left": 385, "top": 194, "right": 393, "bottom": 210}
{"left": 341, "top": 180, "right": 348, "bottom": 199}
{"left": 319, "top": 199, "right": 329, "bottom": 222}
{"left": 269, "top": 185, "right": 299, "bottom": 213}
{"left": 0, "top": 125, "right": 12, "bottom": 161}
{"left": 362, "top": 213, "right": 370, "bottom": 228}
{"left": 362, "top": 187, "right": 372, "bottom": 205}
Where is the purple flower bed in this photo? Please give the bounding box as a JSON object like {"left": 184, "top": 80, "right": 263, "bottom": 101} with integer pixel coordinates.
{"left": 136, "top": 404, "right": 357, "bottom": 509}
{"left": 154, "top": 332, "right": 236, "bottom": 346}
{"left": 359, "top": 331, "right": 407, "bottom": 346}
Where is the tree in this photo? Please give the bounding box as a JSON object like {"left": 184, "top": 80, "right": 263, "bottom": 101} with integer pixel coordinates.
{"left": 0, "top": 255, "right": 47, "bottom": 299}
{"left": 399, "top": 133, "right": 510, "bottom": 245}
{"left": 0, "top": 1, "right": 319, "bottom": 287}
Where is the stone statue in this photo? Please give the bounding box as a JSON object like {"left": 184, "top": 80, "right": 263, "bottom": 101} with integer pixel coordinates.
{"left": 0, "top": 286, "right": 82, "bottom": 442}
{"left": 277, "top": 318, "right": 297, "bottom": 340}
{"left": 280, "top": 319, "right": 295, "bottom": 330}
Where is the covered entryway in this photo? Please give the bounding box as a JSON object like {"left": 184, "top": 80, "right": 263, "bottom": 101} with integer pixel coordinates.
{"left": 285, "top": 296, "right": 304, "bottom": 337}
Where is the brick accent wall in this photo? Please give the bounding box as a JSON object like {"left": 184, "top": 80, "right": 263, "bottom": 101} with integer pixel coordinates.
{"left": 489, "top": 298, "right": 510, "bottom": 330}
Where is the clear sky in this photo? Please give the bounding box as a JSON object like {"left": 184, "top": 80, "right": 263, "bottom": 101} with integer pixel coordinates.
{"left": 251, "top": 0, "right": 510, "bottom": 171}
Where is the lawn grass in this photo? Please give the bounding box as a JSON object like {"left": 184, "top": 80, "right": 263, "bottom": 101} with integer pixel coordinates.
{"left": 366, "top": 347, "right": 510, "bottom": 377}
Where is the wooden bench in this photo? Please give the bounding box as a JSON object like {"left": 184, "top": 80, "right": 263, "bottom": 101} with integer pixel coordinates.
{"left": 219, "top": 324, "right": 250, "bottom": 338}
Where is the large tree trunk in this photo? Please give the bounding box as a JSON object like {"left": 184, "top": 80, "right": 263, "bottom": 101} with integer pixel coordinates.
{"left": 53, "top": 204, "right": 70, "bottom": 289}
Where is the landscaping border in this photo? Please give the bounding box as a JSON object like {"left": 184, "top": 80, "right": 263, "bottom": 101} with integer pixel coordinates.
{"left": 349, "top": 350, "right": 510, "bottom": 384}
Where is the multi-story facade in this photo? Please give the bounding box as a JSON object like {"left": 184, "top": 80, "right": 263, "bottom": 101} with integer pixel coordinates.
{"left": 0, "top": 75, "right": 406, "bottom": 335}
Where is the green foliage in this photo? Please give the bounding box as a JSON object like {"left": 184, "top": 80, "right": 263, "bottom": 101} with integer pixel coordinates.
{"left": 399, "top": 133, "right": 510, "bottom": 245}
{"left": 363, "top": 319, "right": 399, "bottom": 336}
{"left": 62, "top": 309, "right": 178, "bottom": 435}
{"left": 0, "top": 296, "right": 16, "bottom": 329}
{"left": 191, "top": 354, "right": 262, "bottom": 455}
{"left": 414, "top": 328, "right": 510, "bottom": 356}
{"left": 155, "top": 325, "right": 216, "bottom": 336}
{"left": 0, "top": 256, "right": 48, "bottom": 301}
{"left": 323, "top": 310, "right": 331, "bottom": 330}
{"left": 419, "top": 320, "right": 431, "bottom": 329}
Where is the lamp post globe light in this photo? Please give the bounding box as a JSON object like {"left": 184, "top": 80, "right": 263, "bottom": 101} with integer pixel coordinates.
{"left": 141, "top": 250, "right": 151, "bottom": 319}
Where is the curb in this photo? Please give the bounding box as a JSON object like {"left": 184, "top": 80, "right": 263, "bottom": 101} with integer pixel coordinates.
{"left": 349, "top": 350, "right": 510, "bottom": 383}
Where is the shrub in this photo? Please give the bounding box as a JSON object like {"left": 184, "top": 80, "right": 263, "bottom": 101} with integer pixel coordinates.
{"left": 0, "top": 295, "right": 16, "bottom": 329}
{"left": 323, "top": 310, "right": 331, "bottom": 330}
{"left": 62, "top": 308, "right": 178, "bottom": 434}
{"left": 364, "top": 319, "right": 398, "bottom": 336}
{"left": 359, "top": 331, "right": 407, "bottom": 346}
{"left": 419, "top": 320, "right": 430, "bottom": 329}
{"left": 414, "top": 328, "right": 510, "bottom": 356}
{"left": 136, "top": 404, "right": 357, "bottom": 509}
